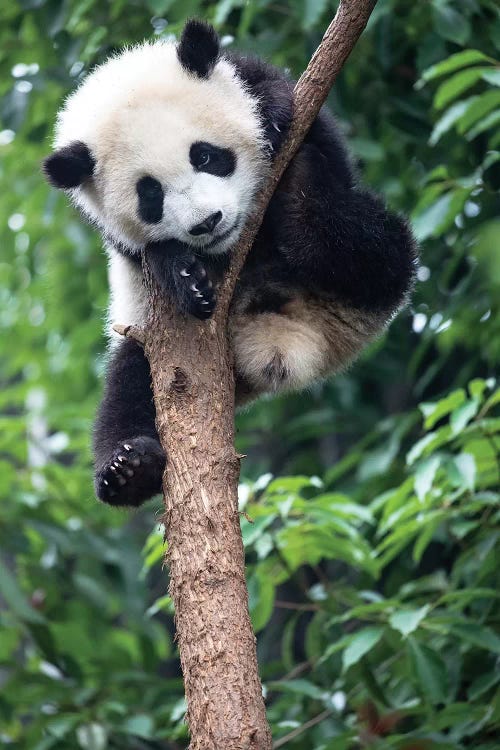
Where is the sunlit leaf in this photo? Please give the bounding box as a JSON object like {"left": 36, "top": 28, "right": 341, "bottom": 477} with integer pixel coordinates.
{"left": 429, "top": 99, "right": 471, "bottom": 145}
{"left": 76, "top": 723, "right": 107, "bottom": 750}
{"left": 342, "top": 627, "right": 384, "bottom": 672}
{"left": 421, "top": 49, "right": 495, "bottom": 82}
{"left": 414, "top": 455, "right": 441, "bottom": 500}
{"left": 389, "top": 605, "right": 430, "bottom": 637}
{"left": 435, "top": 68, "right": 491, "bottom": 110}
{"left": 453, "top": 453, "right": 476, "bottom": 491}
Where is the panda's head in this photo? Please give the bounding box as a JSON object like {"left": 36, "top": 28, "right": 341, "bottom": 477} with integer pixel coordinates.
{"left": 43, "top": 20, "right": 272, "bottom": 255}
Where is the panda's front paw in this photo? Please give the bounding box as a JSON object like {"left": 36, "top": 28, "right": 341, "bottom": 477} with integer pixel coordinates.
{"left": 95, "top": 436, "right": 166, "bottom": 507}
{"left": 176, "top": 255, "right": 216, "bottom": 319}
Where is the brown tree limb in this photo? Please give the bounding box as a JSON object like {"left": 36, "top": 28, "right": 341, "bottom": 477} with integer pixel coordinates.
{"left": 116, "top": 2, "right": 377, "bottom": 748}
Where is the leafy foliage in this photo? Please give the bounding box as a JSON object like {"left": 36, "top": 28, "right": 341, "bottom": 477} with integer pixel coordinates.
{"left": 0, "top": 0, "right": 499, "bottom": 748}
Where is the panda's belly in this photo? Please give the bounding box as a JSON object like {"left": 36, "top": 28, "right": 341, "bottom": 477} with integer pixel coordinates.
{"left": 107, "top": 251, "right": 148, "bottom": 341}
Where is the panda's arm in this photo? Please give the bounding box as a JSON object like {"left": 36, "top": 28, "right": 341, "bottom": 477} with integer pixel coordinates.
{"left": 145, "top": 241, "right": 216, "bottom": 320}
{"left": 270, "top": 143, "right": 418, "bottom": 314}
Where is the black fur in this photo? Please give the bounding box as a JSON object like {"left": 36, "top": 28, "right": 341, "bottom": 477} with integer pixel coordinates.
{"left": 145, "top": 241, "right": 216, "bottom": 319}
{"left": 136, "top": 176, "right": 164, "bottom": 224}
{"left": 93, "top": 339, "right": 165, "bottom": 506}
{"left": 190, "top": 142, "right": 236, "bottom": 177}
{"left": 177, "top": 19, "right": 220, "bottom": 78}
{"left": 266, "top": 142, "right": 416, "bottom": 312}
{"left": 228, "top": 53, "right": 294, "bottom": 155}
{"left": 43, "top": 141, "right": 95, "bottom": 188}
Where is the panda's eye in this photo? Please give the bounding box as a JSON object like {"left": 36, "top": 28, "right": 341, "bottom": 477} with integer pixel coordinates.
{"left": 190, "top": 142, "right": 236, "bottom": 177}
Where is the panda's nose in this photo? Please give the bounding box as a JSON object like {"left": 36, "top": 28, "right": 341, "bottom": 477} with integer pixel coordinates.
{"left": 189, "top": 211, "right": 223, "bottom": 236}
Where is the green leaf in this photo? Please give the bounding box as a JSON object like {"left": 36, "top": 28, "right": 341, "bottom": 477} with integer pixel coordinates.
{"left": 389, "top": 605, "right": 430, "bottom": 637}
{"left": 420, "top": 389, "right": 466, "bottom": 428}
{"left": 302, "top": 0, "right": 329, "bottom": 30}
{"left": 342, "top": 626, "right": 384, "bottom": 672}
{"left": 0, "top": 556, "right": 45, "bottom": 624}
{"left": 266, "top": 678, "right": 326, "bottom": 700}
{"left": 469, "top": 379, "right": 490, "bottom": 400}
{"left": 47, "top": 715, "right": 79, "bottom": 738}
{"left": 407, "top": 638, "right": 448, "bottom": 704}
{"left": 407, "top": 432, "right": 440, "bottom": 465}
{"left": 76, "top": 723, "right": 107, "bottom": 750}
{"left": 435, "top": 68, "right": 491, "bottom": 110}
{"left": 413, "top": 515, "right": 445, "bottom": 563}
{"left": 482, "top": 69, "right": 500, "bottom": 87}
{"left": 450, "top": 399, "right": 479, "bottom": 435}
{"left": 457, "top": 91, "right": 500, "bottom": 133}
{"left": 414, "top": 455, "right": 441, "bottom": 500}
{"left": 248, "top": 569, "right": 275, "bottom": 632}
{"left": 453, "top": 453, "right": 476, "bottom": 490}
{"left": 467, "top": 108, "right": 500, "bottom": 139}
{"left": 422, "top": 49, "right": 495, "bottom": 82}
{"left": 412, "top": 190, "right": 469, "bottom": 241}
{"left": 121, "top": 715, "right": 155, "bottom": 738}
{"left": 467, "top": 669, "right": 500, "bottom": 700}
{"left": 429, "top": 99, "right": 471, "bottom": 145}
{"left": 214, "top": 0, "right": 243, "bottom": 25}
{"left": 451, "top": 622, "right": 500, "bottom": 654}
{"left": 433, "top": 4, "right": 471, "bottom": 46}
{"left": 146, "top": 595, "right": 174, "bottom": 618}
{"left": 483, "top": 388, "right": 500, "bottom": 414}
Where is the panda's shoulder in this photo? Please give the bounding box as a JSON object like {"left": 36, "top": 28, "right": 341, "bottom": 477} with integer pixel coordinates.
{"left": 224, "top": 49, "right": 288, "bottom": 89}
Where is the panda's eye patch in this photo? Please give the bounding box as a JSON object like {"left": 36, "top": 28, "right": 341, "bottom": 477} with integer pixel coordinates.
{"left": 190, "top": 142, "right": 236, "bottom": 177}
{"left": 136, "top": 176, "right": 164, "bottom": 224}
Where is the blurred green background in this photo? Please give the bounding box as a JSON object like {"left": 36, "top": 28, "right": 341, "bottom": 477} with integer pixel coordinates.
{"left": 1, "top": 0, "right": 499, "bottom": 748}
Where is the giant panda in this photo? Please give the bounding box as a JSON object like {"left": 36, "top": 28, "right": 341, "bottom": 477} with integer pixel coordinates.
{"left": 43, "top": 19, "right": 417, "bottom": 507}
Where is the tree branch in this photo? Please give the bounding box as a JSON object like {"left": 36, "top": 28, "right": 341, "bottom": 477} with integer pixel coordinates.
{"left": 125, "top": 3, "right": 378, "bottom": 748}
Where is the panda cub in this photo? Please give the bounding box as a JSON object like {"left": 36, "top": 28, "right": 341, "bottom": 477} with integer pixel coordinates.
{"left": 44, "top": 19, "right": 417, "bottom": 507}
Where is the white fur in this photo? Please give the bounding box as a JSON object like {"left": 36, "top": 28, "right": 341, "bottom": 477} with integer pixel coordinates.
{"left": 54, "top": 41, "right": 267, "bottom": 254}
{"left": 107, "top": 248, "right": 148, "bottom": 341}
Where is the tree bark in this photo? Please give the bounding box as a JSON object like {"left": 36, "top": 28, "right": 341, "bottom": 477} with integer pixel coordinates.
{"left": 118, "top": 2, "right": 377, "bottom": 748}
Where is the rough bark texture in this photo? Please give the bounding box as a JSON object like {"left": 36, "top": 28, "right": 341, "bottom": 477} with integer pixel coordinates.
{"left": 121, "top": 2, "right": 377, "bottom": 748}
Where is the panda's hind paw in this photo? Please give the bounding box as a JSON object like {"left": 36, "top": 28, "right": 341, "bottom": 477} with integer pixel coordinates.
{"left": 176, "top": 256, "right": 216, "bottom": 320}
{"left": 95, "top": 436, "right": 166, "bottom": 507}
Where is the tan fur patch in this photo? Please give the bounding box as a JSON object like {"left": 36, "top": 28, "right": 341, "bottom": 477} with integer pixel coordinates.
{"left": 231, "top": 294, "right": 388, "bottom": 404}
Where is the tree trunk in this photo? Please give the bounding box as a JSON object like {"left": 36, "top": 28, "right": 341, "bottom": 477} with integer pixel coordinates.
{"left": 119, "top": 2, "right": 377, "bottom": 747}
{"left": 144, "top": 275, "right": 267, "bottom": 749}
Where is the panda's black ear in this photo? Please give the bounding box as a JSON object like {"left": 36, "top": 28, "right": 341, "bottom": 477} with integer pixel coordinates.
{"left": 43, "top": 141, "right": 95, "bottom": 189}
{"left": 177, "top": 19, "right": 220, "bottom": 78}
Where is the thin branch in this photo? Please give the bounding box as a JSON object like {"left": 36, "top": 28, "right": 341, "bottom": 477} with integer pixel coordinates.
{"left": 272, "top": 709, "right": 334, "bottom": 749}
{"left": 111, "top": 323, "right": 146, "bottom": 346}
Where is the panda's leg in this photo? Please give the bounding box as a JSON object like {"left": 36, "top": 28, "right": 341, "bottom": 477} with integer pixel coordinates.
{"left": 231, "top": 293, "right": 389, "bottom": 401}
{"left": 270, "top": 143, "right": 417, "bottom": 314}
{"left": 230, "top": 302, "right": 329, "bottom": 398}
{"left": 93, "top": 339, "right": 165, "bottom": 507}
